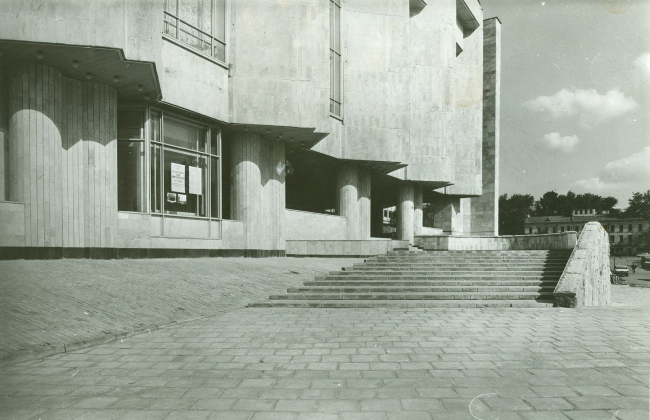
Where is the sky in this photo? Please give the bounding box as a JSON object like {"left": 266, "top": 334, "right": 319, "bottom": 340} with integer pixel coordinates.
{"left": 481, "top": 0, "right": 650, "bottom": 208}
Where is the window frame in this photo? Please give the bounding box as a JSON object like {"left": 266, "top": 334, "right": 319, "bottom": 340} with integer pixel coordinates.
{"left": 162, "top": 0, "right": 229, "bottom": 67}
{"left": 329, "top": 0, "right": 343, "bottom": 119}
{"left": 117, "top": 106, "right": 223, "bottom": 232}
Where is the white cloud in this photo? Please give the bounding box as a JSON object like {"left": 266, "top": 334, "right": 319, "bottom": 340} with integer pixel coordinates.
{"left": 634, "top": 52, "right": 650, "bottom": 75}
{"left": 541, "top": 132, "right": 579, "bottom": 152}
{"left": 524, "top": 88, "right": 638, "bottom": 127}
{"left": 573, "top": 146, "right": 650, "bottom": 203}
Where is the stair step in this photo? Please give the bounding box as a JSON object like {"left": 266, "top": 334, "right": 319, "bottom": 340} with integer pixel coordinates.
{"left": 250, "top": 249, "right": 570, "bottom": 309}
{"left": 288, "top": 286, "right": 555, "bottom": 293}
{"left": 248, "top": 300, "right": 556, "bottom": 308}
{"left": 317, "top": 275, "right": 561, "bottom": 281}
{"left": 268, "top": 292, "right": 552, "bottom": 300}
{"left": 305, "top": 280, "right": 558, "bottom": 287}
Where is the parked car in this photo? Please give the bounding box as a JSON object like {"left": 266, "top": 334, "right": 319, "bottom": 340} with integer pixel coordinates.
{"left": 613, "top": 265, "right": 629, "bottom": 277}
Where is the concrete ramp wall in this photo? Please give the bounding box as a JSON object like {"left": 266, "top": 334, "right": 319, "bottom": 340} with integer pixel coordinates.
{"left": 414, "top": 232, "right": 577, "bottom": 251}
{"left": 286, "top": 240, "right": 409, "bottom": 257}
{"left": 554, "top": 222, "right": 611, "bottom": 307}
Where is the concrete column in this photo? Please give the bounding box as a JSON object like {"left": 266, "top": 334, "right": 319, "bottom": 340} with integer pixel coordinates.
{"left": 432, "top": 194, "right": 463, "bottom": 235}
{"left": 230, "top": 132, "right": 285, "bottom": 250}
{"left": 470, "top": 17, "right": 501, "bottom": 235}
{"left": 7, "top": 62, "right": 117, "bottom": 248}
{"left": 414, "top": 185, "right": 423, "bottom": 237}
{"left": 0, "top": 66, "right": 6, "bottom": 201}
{"left": 337, "top": 163, "right": 370, "bottom": 239}
{"left": 397, "top": 184, "right": 414, "bottom": 244}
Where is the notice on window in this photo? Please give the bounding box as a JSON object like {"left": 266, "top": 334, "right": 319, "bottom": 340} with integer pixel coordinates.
{"left": 189, "top": 166, "right": 202, "bottom": 195}
{"left": 177, "top": 194, "right": 187, "bottom": 205}
{"left": 171, "top": 163, "right": 185, "bottom": 193}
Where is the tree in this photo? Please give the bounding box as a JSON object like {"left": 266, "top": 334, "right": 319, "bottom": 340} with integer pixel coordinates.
{"left": 531, "top": 191, "right": 618, "bottom": 217}
{"left": 623, "top": 190, "right": 650, "bottom": 220}
{"left": 499, "top": 194, "right": 535, "bottom": 235}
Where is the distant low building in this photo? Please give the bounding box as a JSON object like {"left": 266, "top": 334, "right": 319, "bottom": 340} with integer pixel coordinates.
{"left": 525, "top": 209, "right": 649, "bottom": 255}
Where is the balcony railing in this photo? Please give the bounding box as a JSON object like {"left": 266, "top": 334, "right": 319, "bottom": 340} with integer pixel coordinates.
{"left": 163, "top": 11, "right": 225, "bottom": 63}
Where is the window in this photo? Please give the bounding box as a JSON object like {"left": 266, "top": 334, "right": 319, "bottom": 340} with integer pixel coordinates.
{"left": 560, "top": 226, "right": 564, "bottom": 233}
{"left": 117, "top": 107, "right": 221, "bottom": 219}
{"left": 610, "top": 235, "right": 614, "bottom": 243}
{"left": 117, "top": 110, "right": 146, "bottom": 212}
{"left": 528, "top": 227, "right": 532, "bottom": 234}
{"left": 610, "top": 225, "right": 615, "bottom": 232}
{"left": 574, "top": 225, "right": 579, "bottom": 231}
{"left": 553, "top": 227, "right": 557, "bottom": 233}
{"left": 620, "top": 235, "right": 624, "bottom": 243}
{"left": 163, "top": 0, "right": 226, "bottom": 63}
{"left": 619, "top": 225, "right": 623, "bottom": 232}
{"left": 639, "top": 224, "right": 643, "bottom": 231}
{"left": 330, "top": 0, "right": 342, "bottom": 117}
{"left": 628, "top": 224, "right": 633, "bottom": 232}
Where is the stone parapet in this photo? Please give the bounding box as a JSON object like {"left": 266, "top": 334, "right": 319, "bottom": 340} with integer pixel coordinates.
{"left": 554, "top": 222, "right": 611, "bottom": 307}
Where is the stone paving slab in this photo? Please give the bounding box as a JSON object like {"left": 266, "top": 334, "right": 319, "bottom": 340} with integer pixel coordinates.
{"left": 1, "top": 304, "right": 648, "bottom": 420}
{"left": 0, "top": 258, "right": 358, "bottom": 363}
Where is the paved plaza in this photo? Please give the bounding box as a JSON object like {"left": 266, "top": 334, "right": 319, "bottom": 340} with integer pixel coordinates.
{"left": 2, "top": 302, "right": 649, "bottom": 420}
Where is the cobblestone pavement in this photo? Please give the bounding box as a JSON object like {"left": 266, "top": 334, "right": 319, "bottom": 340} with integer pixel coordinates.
{"left": 1, "top": 304, "right": 648, "bottom": 420}
{"left": 0, "top": 258, "right": 358, "bottom": 361}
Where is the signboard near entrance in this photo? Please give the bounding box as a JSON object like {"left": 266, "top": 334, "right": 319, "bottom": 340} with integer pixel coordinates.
{"left": 171, "top": 163, "right": 185, "bottom": 193}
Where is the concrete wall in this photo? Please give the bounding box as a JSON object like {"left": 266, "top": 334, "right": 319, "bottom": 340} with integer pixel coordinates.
{"left": 229, "top": 0, "right": 330, "bottom": 133}
{"left": 284, "top": 209, "right": 347, "bottom": 241}
{"left": 470, "top": 18, "right": 500, "bottom": 235}
{"left": 444, "top": 4, "right": 483, "bottom": 196}
{"left": 0, "top": 1, "right": 162, "bottom": 69}
{"left": 7, "top": 62, "right": 118, "bottom": 248}
{"left": 554, "top": 222, "right": 611, "bottom": 307}
{"left": 115, "top": 212, "right": 245, "bottom": 250}
{"left": 161, "top": 40, "right": 229, "bottom": 121}
{"left": 286, "top": 239, "right": 409, "bottom": 256}
{"left": 404, "top": 0, "right": 456, "bottom": 184}
{"left": 415, "top": 231, "right": 578, "bottom": 251}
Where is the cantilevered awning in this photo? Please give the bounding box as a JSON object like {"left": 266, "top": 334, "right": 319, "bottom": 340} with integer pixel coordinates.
{"left": 0, "top": 40, "right": 161, "bottom": 102}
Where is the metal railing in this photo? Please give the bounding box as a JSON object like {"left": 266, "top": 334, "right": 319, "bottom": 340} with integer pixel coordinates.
{"left": 163, "top": 11, "right": 225, "bottom": 62}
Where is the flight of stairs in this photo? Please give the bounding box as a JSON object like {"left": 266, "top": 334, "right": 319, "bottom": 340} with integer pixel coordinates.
{"left": 248, "top": 250, "right": 572, "bottom": 308}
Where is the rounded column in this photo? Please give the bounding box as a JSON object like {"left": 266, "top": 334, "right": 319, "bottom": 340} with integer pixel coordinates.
{"left": 414, "top": 185, "right": 423, "bottom": 237}
{"left": 230, "top": 131, "right": 285, "bottom": 251}
{"left": 337, "top": 163, "right": 371, "bottom": 240}
{"left": 397, "top": 183, "right": 415, "bottom": 244}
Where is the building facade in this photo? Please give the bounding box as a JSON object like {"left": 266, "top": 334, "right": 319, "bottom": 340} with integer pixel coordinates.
{"left": 0, "top": 0, "right": 500, "bottom": 257}
{"left": 525, "top": 210, "right": 649, "bottom": 256}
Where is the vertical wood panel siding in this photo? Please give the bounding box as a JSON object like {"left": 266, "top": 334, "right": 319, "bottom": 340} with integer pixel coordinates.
{"left": 7, "top": 62, "right": 117, "bottom": 248}
{"left": 230, "top": 132, "right": 285, "bottom": 250}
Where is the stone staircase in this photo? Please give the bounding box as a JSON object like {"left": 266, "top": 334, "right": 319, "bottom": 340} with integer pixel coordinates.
{"left": 249, "top": 250, "right": 573, "bottom": 308}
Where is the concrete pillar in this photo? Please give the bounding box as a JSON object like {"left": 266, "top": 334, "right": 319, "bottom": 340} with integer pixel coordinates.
{"left": 470, "top": 17, "right": 501, "bottom": 235}
{"left": 337, "top": 163, "right": 370, "bottom": 239}
{"left": 414, "top": 185, "right": 423, "bottom": 237}
{"left": 397, "top": 184, "right": 414, "bottom": 243}
{"left": 230, "top": 132, "right": 285, "bottom": 250}
{"left": 7, "top": 62, "right": 117, "bottom": 248}
{"left": 432, "top": 194, "right": 463, "bottom": 235}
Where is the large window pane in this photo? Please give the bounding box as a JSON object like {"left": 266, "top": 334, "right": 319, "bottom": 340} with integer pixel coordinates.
{"left": 150, "top": 111, "right": 161, "bottom": 143}
{"left": 118, "top": 141, "right": 145, "bottom": 212}
{"left": 163, "top": 0, "right": 226, "bottom": 63}
{"left": 163, "top": 149, "right": 208, "bottom": 217}
{"left": 211, "top": 156, "right": 220, "bottom": 218}
{"left": 164, "top": 117, "right": 207, "bottom": 151}
{"left": 151, "top": 143, "right": 162, "bottom": 213}
{"left": 117, "top": 110, "right": 144, "bottom": 140}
